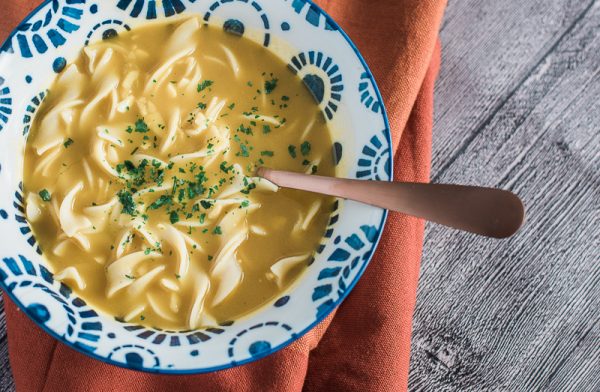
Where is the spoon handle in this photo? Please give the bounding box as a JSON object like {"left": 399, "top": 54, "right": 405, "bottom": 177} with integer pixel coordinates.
{"left": 257, "top": 168, "right": 525, "bottom": 239}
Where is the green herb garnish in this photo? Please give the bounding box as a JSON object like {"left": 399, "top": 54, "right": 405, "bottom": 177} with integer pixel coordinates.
{"left": 63, "top": 138, "right": 74, "bottom": 148}
{"left": 239, "top": 144, "right": 250, "bottom": 157}
{"left": 264, "top": 78, "right": 278, "bottom": 94}
{"left": 38, "top": 189, "right": 52, "bottom": 202}
{"left": 220, "top": 161, "right": 233, "bottom": 174}
{"left": 135, "top": 118, "right": 149, "bottom": 133}
{"left": 200, "top": 200, "right": 214, "bottom": 209}
{"left": 117, "top": 190, "right": 137, "bottom": 215}
{"left": 148, "top": 195, "right": 173, "bottom": 210}
{"left": 237, "top": 124, "right": 253, "bottom": 135}
{"left": 288, "top": 145, "right": 297, "bottom": 158}
{"left": 197, "top": 80, "right": 214, "bottom": 92}
{"left": 241, "top": 183, "right": 256, "bottom": 195}
{"left": 301, "top": 141, "right": 311, "bottom": 156}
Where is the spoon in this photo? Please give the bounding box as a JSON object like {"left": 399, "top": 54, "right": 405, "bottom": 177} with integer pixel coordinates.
{"left": 256, "top": 168, "right": 525, "bottom": 238}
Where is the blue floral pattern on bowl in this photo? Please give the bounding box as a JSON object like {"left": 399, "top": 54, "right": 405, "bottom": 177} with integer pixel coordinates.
{"left": 0, "top": 0, "right": 392, "bottom": 373}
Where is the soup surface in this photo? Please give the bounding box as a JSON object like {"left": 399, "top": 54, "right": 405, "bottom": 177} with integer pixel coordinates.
{"left": 23, "top": 17, "right": 335, "bottom": 330}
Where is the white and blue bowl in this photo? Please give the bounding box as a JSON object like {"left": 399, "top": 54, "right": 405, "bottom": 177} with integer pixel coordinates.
{"left": 0, "top": 0, "right": 391, "bottom": 373}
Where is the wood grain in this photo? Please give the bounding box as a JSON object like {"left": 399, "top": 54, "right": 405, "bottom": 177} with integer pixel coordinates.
{"left": 409, "top": 0, "right": 600, "bottom": 390}
{"left": 1, "top": 0, "right": 599, "bottom": 390}
{"left": 0, "top": 296, "right": 13, "bottom": 392}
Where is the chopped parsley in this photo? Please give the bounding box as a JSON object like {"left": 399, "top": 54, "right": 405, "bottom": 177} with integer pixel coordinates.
{"left": 117, "top": 190, "right": 137, "bottom": 215}
{"left": 240, "top": 183, "right": 256, "bottom": 195}
{"left": 119, "top": 159, "right": 150, "bottom": 187}
{"left": 148, "top": 195, "right": 173, "bottom": 210}
{"left": 220, "top": 161, "right": 233, "bottom": 173}
{"left": 301, "top": 141, "right": 311, "bottom": 156}
{"left": 264, "top": 78, "right": 278, "bottom": 94}
{"left": 235, "top": 142, "right": 250, "bottom": 158}
{"left": 288, "top": 145, "right": 297, "bottom": 158}
{"left": 63, "top": 138, "right": 74, "bottom": 148}
{"left": 197, "top": 80, "right": 214, "bottom": 92}
{"left": 237, "top": 124, "right": 253, "bottom": 135}
{"left": 135, "top": 118, "right": 149, "bottom": 133}
{"left": 38, "top": 189, "right": 51, "bottom": 202}
{"left": 200, "top": 200, "right": 214, "bottom": 209}
{"left": 101, "top": 91, "right": 298, "bottom": 234}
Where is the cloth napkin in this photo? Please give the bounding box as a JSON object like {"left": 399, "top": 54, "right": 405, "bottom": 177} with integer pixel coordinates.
{"left": 1, "top": 0, "right": 446, "bottom": 390}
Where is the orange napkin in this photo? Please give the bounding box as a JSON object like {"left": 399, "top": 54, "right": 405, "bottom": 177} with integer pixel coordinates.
{"left": 1, "top": 1, "right": 445, "bottom": 390}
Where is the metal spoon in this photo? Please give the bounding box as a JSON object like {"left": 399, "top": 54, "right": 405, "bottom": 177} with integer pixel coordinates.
{"left": 256, "top": 167, "right": 525, "bottom": 239}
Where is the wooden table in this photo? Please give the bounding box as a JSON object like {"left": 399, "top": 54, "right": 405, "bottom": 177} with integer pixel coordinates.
{"left": 409, "top": 0, "right": 599, "bottom": 390}
{"left": 1, "top": 1, "right": 598, "bottom": 390}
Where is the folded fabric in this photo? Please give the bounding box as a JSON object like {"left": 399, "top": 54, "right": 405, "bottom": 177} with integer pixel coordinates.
{"left": 1, "top": 0, "right": 445, "bottom": 390}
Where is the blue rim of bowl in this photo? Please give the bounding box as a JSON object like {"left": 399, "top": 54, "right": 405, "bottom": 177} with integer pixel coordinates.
{"left": 0, "top": 0, "right": 394, "bottom": 374}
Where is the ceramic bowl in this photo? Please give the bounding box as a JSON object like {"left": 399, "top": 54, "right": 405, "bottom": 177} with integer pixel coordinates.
{"left": 0, "top": 0, "right": 391, "bottom": 373}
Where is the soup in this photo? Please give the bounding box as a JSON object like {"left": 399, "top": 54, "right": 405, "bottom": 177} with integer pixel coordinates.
{"left": 23, "top": 17, "right": 335, "bottom": 330}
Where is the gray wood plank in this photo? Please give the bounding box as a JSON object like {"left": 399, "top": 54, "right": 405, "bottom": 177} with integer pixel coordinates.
{"left": 409, "top": 0, "right": 600, "bottom": 390}
{"left": 0, "top": 296, "right": 15, "bottom": 392}
{"left": 432, "top": 0, "right": 595, "bottom": 181}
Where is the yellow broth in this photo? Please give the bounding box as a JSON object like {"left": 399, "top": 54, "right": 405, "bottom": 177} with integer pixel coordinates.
{"left": 23, "top": 18, "right": 335, "bottom": 330}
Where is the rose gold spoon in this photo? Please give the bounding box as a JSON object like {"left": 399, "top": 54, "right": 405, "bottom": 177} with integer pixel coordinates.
{"left": 257, "top": 168, "right": 525, "bottom": 239}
